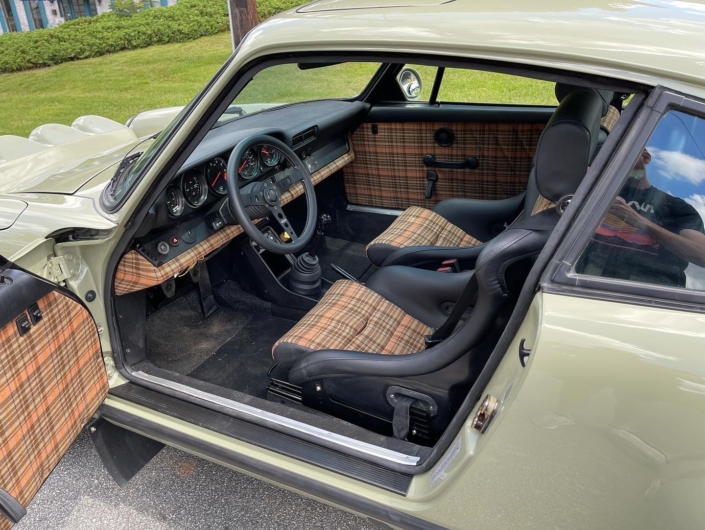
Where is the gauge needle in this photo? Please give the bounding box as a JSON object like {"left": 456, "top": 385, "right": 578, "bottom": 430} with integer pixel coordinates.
{"left": 262, "top": 148, "right": 270, "bottom": 156}
{"left": 212, "top": 172, "right": 221, "bottom": 186}
{"left": 239, "top": 159, "right": 248, "bottom": 172}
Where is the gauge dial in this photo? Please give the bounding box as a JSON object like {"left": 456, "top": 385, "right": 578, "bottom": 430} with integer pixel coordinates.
{"left": 206, "top": 157, "right": 228, "bottom": 196}
{"left": 238, "top": 148, "right": 259, "bottom": 180}
{"left": 259, "top": 145, "right": 281, "bottom": 167}
{"left": 165, "top": 186, "right": 185, "bottom": 217}
{"left": 181, "top": 170, "right": 208, "bottom": 207}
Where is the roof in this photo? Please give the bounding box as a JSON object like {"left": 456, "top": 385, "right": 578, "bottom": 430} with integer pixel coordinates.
{"left": 240, "top": 0, "right": 705, "bottom": 97}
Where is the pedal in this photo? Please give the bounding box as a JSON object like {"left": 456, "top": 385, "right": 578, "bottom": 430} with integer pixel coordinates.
{"left": 192, "top": 260, "right": 219, "bottom": 318}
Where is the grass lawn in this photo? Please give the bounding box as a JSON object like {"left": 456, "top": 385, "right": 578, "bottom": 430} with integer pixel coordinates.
{"left": 0, "top": 33, "right": 556, "bottom": 138}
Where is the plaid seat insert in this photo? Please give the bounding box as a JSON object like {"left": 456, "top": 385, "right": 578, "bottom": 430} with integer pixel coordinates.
{"left": 366, "top": 207, "right": 482, "bottom": 254}
{"left": 273, "top": 280, "right": 429, "bottom": 356}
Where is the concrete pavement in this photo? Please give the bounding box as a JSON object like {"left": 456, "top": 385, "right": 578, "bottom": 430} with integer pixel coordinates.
{"left": 15, "top": 429, "right": 377, "bottom": 529}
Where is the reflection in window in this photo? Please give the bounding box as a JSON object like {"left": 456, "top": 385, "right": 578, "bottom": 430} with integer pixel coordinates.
{"left": 575, "top": 110, "right": 705, "bottom": 290}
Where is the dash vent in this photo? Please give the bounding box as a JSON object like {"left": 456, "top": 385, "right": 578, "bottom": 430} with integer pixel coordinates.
{"left": 292, "top": 127, "right": 316, "bottom": 148}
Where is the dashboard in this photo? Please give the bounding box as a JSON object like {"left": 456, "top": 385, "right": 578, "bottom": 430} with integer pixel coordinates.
{"left": 132, "top": 100, "right": 368, "bottom": 267}
{"left": 163, "top": 143, "right": 287, "bottom": 218}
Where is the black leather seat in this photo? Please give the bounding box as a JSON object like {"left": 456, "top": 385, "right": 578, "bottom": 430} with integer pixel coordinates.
{"left": 271, "top": 89, "right": 604, "bottom": 440}
{"left": 365, "top": 84, "right": 616, "bottom": 270}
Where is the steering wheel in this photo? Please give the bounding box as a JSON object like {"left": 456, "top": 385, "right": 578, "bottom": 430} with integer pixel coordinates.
{"left": 226, "top": 135, "right": 317, "bottom": 254}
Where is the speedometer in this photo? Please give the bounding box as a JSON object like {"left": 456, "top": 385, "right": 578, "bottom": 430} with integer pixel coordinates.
{"left": 238, "top": 148, "right": 259, "bottom": 180}
{"left": 181, "top": 170, "right": 208, "bottom": 207}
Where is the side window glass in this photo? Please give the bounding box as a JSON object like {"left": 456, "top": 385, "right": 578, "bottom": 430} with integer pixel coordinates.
{"left": 437, "top": 69, "right": 555, "bottom": 106}
{"left": 575, "top": 110, "right": 705, "bottom": 290}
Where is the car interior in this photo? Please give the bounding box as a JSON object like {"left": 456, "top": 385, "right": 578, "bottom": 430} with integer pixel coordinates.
{"left": 110, "top": 60, "right": 631, "bottom": 465}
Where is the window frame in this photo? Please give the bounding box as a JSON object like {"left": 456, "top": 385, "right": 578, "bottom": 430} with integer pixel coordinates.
{"left": 545, "top": 87, "right": 705, "bottom": 311}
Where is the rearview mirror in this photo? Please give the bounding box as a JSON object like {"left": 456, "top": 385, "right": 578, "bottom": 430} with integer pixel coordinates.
{"left": 397, "top": 68, "right": 423, "bottom": 100}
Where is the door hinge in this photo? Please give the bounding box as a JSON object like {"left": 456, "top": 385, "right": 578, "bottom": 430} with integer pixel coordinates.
{"left": 45, "top": 253, "right": 81, "bottom": 284}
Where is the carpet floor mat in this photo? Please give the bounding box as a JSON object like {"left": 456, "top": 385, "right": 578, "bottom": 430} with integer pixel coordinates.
{"left": 315, "top": 236, "right": 376, "bottom": 283}
{"left": 187, "top": 315, "right": 295, "bottom": 399}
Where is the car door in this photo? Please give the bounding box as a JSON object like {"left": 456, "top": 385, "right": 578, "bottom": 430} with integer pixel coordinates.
{"left": 343, "top": 65, "right": 556, "bottom": 210}
{"left": 0, "top": 257, "right": 107, "bottom": 529}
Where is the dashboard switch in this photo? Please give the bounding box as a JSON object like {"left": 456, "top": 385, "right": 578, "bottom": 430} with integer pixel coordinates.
{"left": 211, "top": 217, "right": 224, "bottom": 231}
{"left": 157, "top": 241, "right": 170, "bottom": 256}
{"left": 181, "top": 227, "right": 197, "bottom": 244}
{"left": 169, "top": 236, "right": 179, "bottom": 247}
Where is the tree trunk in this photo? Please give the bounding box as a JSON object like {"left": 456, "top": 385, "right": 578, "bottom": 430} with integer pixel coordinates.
{"left": 228, "top": 0, "right": 259, "bottom": 50}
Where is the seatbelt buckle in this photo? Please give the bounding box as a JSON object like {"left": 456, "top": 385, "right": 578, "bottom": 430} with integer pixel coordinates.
{"left": 424, "top": 329, "right": 443, "bottom": 347}
{"left": 439, "top": 259, "right": 461, "bottom": 273}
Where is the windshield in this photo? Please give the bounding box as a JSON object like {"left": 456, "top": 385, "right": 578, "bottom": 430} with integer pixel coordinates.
{"left": 217, "top": 62, "right": 382, "bottom": 125}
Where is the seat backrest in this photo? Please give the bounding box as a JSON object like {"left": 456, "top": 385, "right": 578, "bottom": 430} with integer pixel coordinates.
{"left": 523, "top": 88, "right": 606, "bottom": 220}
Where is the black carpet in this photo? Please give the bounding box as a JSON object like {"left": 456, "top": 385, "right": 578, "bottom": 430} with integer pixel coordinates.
{"left": 188, "top": 315, "right": 295, "bottom": 399}
{"left": 316, "top": 236, "right": 376, "bottom": 283}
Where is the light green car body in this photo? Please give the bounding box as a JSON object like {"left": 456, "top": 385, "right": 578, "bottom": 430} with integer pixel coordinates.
{"left": 1, "top": 1, "right": 705, "bottom": 528}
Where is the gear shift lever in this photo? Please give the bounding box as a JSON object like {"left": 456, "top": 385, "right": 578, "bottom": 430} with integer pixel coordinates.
{"left": 307, "top": 213, "right": 331, "bottom": 258}
{"left": 289, "top": 214, "right": 331, "bottom": 297}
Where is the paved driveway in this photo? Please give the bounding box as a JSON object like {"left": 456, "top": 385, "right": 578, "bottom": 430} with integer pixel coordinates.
{"left": 16, "top": 429, "right": 375, "bottom": 530}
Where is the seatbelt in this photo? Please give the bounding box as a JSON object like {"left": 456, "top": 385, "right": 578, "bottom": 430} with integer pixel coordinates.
{"left": 425, "top": 208, "right": 561, "bottom": 346}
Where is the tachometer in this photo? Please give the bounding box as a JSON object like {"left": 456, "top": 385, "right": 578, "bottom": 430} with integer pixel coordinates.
{"left": 165, "top": 186, "right": 185, "bottom": 217}
{"left": 206, "top": 157, "right": 228, "bottom": 196}
{"left": 238, "top": 148, "right": 259, "bottom": 180}
{"left": 181, "top": 170, "right": 208, "bottom": 207}
{"left": 259, "top": 145, "right": 282, "bottom": 167}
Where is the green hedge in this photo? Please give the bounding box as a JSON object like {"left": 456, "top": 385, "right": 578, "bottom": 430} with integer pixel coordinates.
{"left": 0, "top": 0, "right": 303, "bottom": 74}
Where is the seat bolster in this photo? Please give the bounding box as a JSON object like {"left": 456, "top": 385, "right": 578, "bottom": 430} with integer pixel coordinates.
{"left": 272, "top": 342, "right": 314, "bottom": 372}
{"left": 366, "top": 266, "right": 474, "bottom": 328}
{"left": 380, "top": 244, "right": 485, "bottom": 269}
{"left": 431, "top": 193, "right": 525, "bottom": 242}
{"left": 366, "top": 242, "right": 398, "bottom": 268}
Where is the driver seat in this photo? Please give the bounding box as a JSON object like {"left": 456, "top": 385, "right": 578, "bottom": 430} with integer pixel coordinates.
{"left": 271, "top": 89, "right": 603, "bottom": 441}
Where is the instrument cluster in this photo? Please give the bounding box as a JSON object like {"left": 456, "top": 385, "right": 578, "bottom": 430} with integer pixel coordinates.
{"left": 165, "top": 144, "right": 284, "bottom": 218}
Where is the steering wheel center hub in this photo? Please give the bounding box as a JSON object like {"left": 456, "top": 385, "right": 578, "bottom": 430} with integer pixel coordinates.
{"left": 264, "top": 186, "right": 280, "bottom": 206}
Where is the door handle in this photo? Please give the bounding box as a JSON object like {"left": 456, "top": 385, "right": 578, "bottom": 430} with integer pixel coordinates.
{"left": 423, "top": 154, "right": 479, "bottom": 170}
{"left": 519, "top": 338, "right": 531, "bottom": 367}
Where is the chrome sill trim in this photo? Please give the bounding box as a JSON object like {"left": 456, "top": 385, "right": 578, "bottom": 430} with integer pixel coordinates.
{"left": 131, "top": 371, "right": 420, "bottom": 466}
{"left": 346, "top": 204, "right": 404, "bottom": 216}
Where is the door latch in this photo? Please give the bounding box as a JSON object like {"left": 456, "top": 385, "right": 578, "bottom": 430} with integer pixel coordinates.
{"left": 45, "top": 253, "right": 81, "bottom": 284}
{"left": 471, "top": 394, "right": 500, "bottom": 433}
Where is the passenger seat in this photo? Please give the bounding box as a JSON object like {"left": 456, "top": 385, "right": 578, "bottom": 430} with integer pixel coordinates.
{"left": 365, "top": 84, "right": 616, "bottom": 269}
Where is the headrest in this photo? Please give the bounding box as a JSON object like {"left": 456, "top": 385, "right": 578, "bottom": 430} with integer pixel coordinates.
{"left": 555, "top": 83, "right": 614, "bottom": 117}
{"left": 535, "top": 90, "right": 604, "bottom": 203}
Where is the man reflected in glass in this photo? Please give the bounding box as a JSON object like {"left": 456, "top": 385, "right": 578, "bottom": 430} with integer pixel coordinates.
{"left": 577, "top": 149, "right": 705, "bottom": 287}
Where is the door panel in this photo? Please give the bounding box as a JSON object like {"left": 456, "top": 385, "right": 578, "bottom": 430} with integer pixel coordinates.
{"left": 344, "top": 106, "right": 551, "bottom": 210}
{"left": 0, "top": 265, "right": 107, "bottom": 529}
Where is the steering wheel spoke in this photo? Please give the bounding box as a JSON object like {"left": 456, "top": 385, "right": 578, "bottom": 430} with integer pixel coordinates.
{"left": 268, "top": 204, "right": 298, "bottom": 241}
{"left": 273, "top": 167, "right": 305, "bottom": 195}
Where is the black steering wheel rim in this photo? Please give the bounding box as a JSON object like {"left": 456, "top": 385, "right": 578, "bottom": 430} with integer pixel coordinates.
{"left": 226, "top": 134, "right": 317, "bottom": 254}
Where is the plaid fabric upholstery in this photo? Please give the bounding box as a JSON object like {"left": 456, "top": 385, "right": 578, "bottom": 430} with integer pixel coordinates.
{"left": 601, "top": 105, "right": 620, "bottom": 132}
{"left": 114, "top": 150, "right": 355, "bottom": 296}
{"left": 273, "top": 280, "right": 429, "bottom": 356}
{"left": 0, "top": 291, "right": 107, "bottom": 528}
{"left": 344, "top": 121, "right": 545, "bottom": 209}
{"left": 281, "top": 150, "right": 355, "bottom": 207}
{"left": 366, "top": 206, "right": 481, "bottom": 253}
{"left": 114, "top": 224, "right": 246, "bottom": 296}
